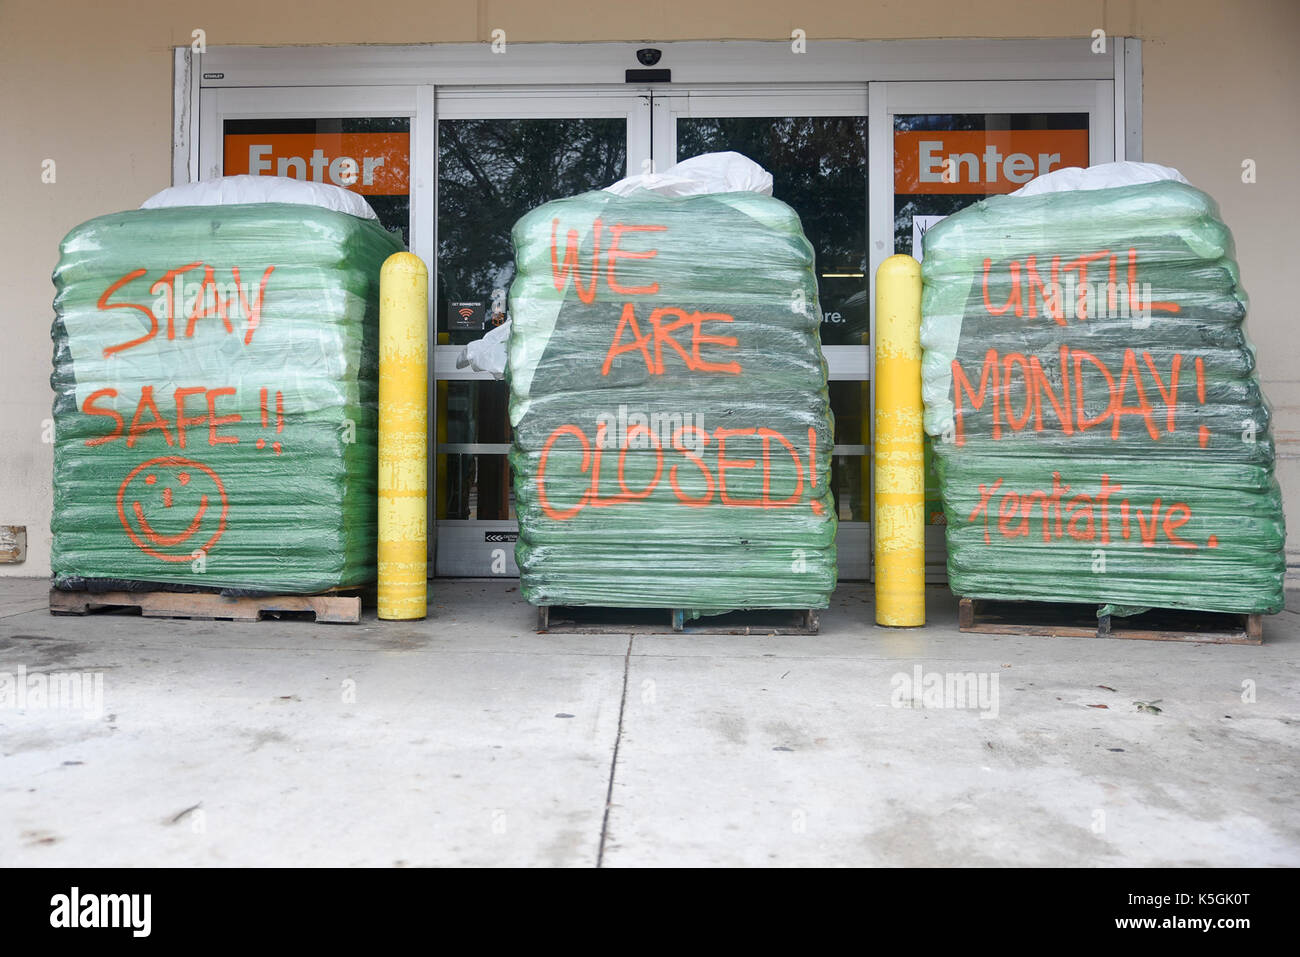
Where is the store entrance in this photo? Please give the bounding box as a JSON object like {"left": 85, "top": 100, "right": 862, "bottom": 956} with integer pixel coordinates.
{"left": 198, "top": 68, "right": 1113, "bottom": 584}
{"left": 431, "top": 86, "right": 873, "bottom": 578}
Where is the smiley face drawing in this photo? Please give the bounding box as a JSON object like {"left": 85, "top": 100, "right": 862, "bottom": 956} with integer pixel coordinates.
{"left": 116, "top": 456, "right": 229, "bottom": 562}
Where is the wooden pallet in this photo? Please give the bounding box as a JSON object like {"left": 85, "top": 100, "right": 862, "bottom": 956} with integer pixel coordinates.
{"left": 537, "top": 604, "right": 820, "bottom": 635}
{"left": 49, "top": 588, "right": 361, "bottom": 624}
{"left": 958, "top": 597, "right": 1262, "bottom": 645}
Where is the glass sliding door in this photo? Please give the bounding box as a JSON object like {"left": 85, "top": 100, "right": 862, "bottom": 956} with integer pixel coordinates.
{"left": 879, "top": 80, "right": 1114, "bottom": 579}
{"left": 432, "top": 90, "right": 651, "bottom": 576}
{"left": 654, "top": 88, "right": 872, "bottom": 580}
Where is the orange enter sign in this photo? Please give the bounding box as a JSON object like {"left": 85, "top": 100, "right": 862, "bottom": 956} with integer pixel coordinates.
{"left": 895, "top": 130, "right": 1089, "bottom": 195}
{"left": 224, "top": 133, "right": 410, "bottom": 196}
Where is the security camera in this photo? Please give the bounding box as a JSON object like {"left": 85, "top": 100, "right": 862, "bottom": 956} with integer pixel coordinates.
{"left": 636, "top": 48, "right": 662, "bottom": 66}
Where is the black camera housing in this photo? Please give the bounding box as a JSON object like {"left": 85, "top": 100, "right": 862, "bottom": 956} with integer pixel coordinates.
{"left": 636, "top": 48, "right": 663, "bottom": 66}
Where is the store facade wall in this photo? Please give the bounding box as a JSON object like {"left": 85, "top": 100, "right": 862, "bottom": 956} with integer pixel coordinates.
{"left": 3, "top": 0, "right": 1297, "bottom": 578}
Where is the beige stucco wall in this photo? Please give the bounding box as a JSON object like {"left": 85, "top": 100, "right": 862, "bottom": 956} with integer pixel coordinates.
{"left": 3, "top": 0, "right": 1297, "bottom": 577}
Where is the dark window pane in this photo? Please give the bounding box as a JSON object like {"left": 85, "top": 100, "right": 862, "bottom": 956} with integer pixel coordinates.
{"left": 829, "top": 381, "right": 869, "bottom": 522}
{"left": 436, "top": 380, "right": 514, "bottom": 522}
{"left": 436, "top": 117, "right": 627, "bottom": 343}
{"left": 677, "top": 116, "right": 869, "bottom": 346}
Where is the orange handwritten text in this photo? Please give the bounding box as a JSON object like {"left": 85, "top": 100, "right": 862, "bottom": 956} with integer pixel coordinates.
{"left": 536, "top": 423, "right": 818, "bottom": 520}
{"left": 980, "top": 246, "right": 1181, "bottom": 324}
{"left": 601, "top": 304, "right": 742, "bottom": 377}
{"left": 967, "top": 471, "right": 1202, "bottom": 550}
{"left": 97, "top": 263, "right": 275, "bottom": 357}
{"left": 950, "top": 346, "right": 1204, "bottom": 447}
{"left": 81, "top": 386, "right": 245, "bottom": 448}
{"left": 550, "top": 217, "right": 666, "bottom": 304}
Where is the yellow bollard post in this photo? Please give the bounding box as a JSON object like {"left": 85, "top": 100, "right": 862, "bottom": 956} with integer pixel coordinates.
{"left": 874, "top": 254, "right": 925, "bottom": 627}
{"left": 378, "top": 252, "right": 429, "bottom": 620}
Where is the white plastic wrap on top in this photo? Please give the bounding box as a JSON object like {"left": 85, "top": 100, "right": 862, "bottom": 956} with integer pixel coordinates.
{"left": 456, "top": 319, "right": 511, "bottom": 379}
{"left": 141, "top": 174, "right": 380, "bottom": 220}
{"left": 1011, "top": 161, "right": 1190, "bottom": 197}
{"left": 603, "top": 151, "right": 774, "bottom": 197}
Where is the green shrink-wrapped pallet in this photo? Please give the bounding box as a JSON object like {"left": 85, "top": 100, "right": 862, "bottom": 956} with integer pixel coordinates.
{"left": 508, "top": 188, "right": 837, "bottom": 613}
{"left": 920, "top": 176, "right": 1285, "bottom": 614}
{"left": 51, "top": 202, "right": 404, "bottom": 593}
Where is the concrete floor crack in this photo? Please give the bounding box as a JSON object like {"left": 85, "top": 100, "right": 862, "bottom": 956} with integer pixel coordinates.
{"left": 595, "top": 634, "right": 633, "bottom": 867}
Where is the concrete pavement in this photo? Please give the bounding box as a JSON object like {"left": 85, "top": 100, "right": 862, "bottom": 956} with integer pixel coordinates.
{"left": 1, "top": 577, "right": 1297, "bottom": 866}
